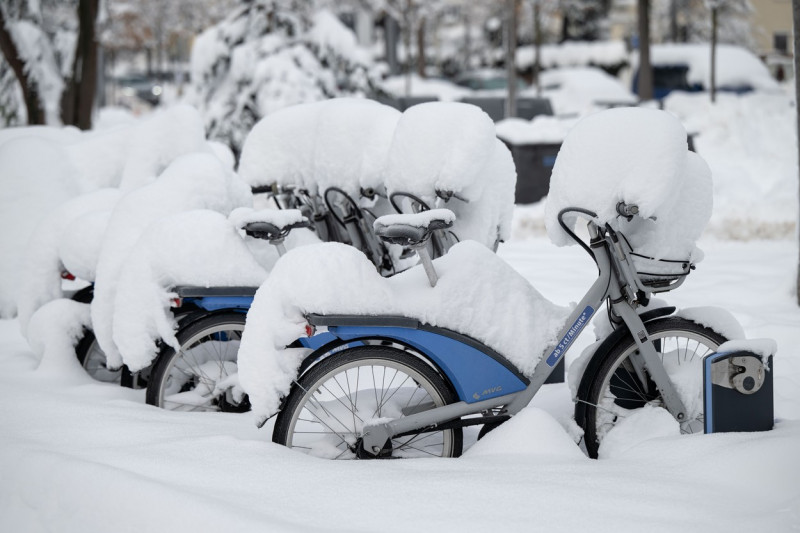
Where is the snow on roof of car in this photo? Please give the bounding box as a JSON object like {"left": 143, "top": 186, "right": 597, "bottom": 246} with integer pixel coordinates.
{"left": 647, "top": 44, "right": 778, "bottom": 91}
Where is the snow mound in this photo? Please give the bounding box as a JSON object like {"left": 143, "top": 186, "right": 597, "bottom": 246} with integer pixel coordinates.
{"left": 463, "top": 407, "right": 586, "bottom": 460}
{"left": 598, "top": 404, "right": 680, "bottom": 459}
{"left": 664, "top": 92, "right": 797, "bottom": 239}
{"left": 27, "top": 299, "right": 94, "bottom": 381}
{"left": 238, "top": 240, "right": 570, "bottom": 423}
{"left": 0, "top": 136, "right": 80, "bottom": 318}
{"left": 238, "top": 98, "right": 401, "bottom": 196}
{"left": 545, "top": 107, "right": 711, "bottom": 260}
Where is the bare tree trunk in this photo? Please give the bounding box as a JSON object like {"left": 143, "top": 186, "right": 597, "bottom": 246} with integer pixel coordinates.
{"left": 463, "top": 8, "right": 471, "bottom": 71}
{"left": 534, "top": 0, "right": 542, "bottom": 97}
{"left": 416, "top": 16, "right": 426, "bottom": 78}
{"left": 385, "top": 15, "right": 400, "bottom": 76}
{"left": 637, "top": 0, "right": 653, "bottom": 101}
{"left": 669, "top": 0, "right": 678, "bottom": 42}
{"left": 505, "top": 0, "right": 518, "bottom": 118}
{"left": 710, "top": 5, "right": 718, "bottom": 103}
{"left": 403, "top": 1, "right": 413, "bottom": 97}
{"left": 62, "top": 0, "right": 99, "bottom": 129}
{"left": 793, "top": 0, "right": 800, "bottom": 305}
{"left": 0, "top": 8, "right": 46, "bottom": 124}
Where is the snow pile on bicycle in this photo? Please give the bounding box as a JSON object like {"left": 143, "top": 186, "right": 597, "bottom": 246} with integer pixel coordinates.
{"left": 237, "top": 240, "right": 571, "bottom": 421}
{"left": 545, "top": 106, "right": 712, "bottom": 261}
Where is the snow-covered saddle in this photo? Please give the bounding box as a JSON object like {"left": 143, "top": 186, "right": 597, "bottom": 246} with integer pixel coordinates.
{"left": 373, "top": 209, "right": 455, "bottom": 248}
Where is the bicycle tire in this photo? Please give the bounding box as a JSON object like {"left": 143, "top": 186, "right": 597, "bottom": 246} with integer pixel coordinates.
{"left": 273, "top": 345, "right": 463, "bottom": 459}
{"left": 577, "top": 317, "right": 727, "bottom": 458}
{"left": 146, "top": 312, "right": 249, "bottom": 412}
{"left": 76, "top": 328, "right": 122, "bottom": 383}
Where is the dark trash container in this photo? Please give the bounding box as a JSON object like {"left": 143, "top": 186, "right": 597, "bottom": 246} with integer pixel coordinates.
{"left": 502, "top": 140, "right": 562, "bottom": 204}
{"left": 460, "top": 97, "right": 506, "bottom": 121}
{"left": 515, "top": 97, "right": 554, "bottom": 120}
{"left": 460, "top": 96, "right": 554, "bottom": 122}
{"left": 397, "top": 96, "right": 439, "bottom": 111}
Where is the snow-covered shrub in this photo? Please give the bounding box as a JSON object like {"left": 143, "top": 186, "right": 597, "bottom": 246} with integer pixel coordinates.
{"left": 188, "top": 4, "right": 383, "bottom": 154}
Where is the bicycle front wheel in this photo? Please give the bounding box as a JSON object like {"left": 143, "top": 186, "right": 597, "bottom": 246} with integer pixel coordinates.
{"left": 273, "top": 346, "right": 463, "bottom": 459}
{"left": 146, "top": 312, "right": 249, "bottom": 412}
{"left": 578, "top": 317, "right": 727, "bottom": 458}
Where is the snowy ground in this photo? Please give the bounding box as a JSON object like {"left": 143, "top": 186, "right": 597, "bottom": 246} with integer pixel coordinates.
{"left": 1, "top": 233, "right": 798, "bottom": 532}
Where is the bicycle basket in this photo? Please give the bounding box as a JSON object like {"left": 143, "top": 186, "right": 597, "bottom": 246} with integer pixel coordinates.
{"left": 630, "top": 252, "right": 692, "bottom": 290}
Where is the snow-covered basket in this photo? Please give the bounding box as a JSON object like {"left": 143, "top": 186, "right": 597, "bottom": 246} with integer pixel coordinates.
{"left": 546, "top": 107, "right": 712, "bottom": 273}
{"left": 238, "top": 98, "right": 401, "bottom": 196}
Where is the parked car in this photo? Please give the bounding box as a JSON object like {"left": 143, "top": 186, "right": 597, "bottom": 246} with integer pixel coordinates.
{"left": 454, "top": 69, "right": 528, "bottom": 93}
{"left": 633, "top": 44, "right": 779, "bottom": 99}
{"left": 527, "top": 67, "right": 638, "bottom": 116}
{"left": 114, "top": 74, "right": 164, "bottom": 106}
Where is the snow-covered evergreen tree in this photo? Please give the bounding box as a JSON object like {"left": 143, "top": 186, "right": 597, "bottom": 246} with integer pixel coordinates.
{"left": 188, "top": 1, "right": 384, "bottom": 155}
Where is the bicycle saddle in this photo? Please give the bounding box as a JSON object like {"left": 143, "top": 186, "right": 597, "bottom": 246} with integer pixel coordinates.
{"left": 244, "top": 219, "right": 311, "bottom": 241}
{"left": 373, "top": 209, "right": 455, "bottom": 247}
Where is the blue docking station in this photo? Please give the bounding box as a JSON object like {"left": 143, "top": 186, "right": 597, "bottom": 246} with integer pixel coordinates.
{"left": 703, "top": 351, "right": 774, "bottom": 434}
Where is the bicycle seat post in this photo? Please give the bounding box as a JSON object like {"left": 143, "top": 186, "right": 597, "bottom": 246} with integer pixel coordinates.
{"left": 414, "top": 244, "right": 438, "bottom": 287}
{"left": 272, "top": 239, "right": 288, "bottom": 257}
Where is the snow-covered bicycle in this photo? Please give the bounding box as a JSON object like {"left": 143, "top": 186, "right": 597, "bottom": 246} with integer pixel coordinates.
{"left": 268, "top": 204, "right": 738, "bottom": 458}
{"left": 144, "top": 185, "right": 458, "bottom": 412}
{"left": 245, "top": 107, "right": 774, "bottom": 459}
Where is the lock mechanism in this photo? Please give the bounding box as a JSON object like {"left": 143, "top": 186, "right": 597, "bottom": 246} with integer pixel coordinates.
{"left": 710, "top": 353, "right": 765, "bottom": 395}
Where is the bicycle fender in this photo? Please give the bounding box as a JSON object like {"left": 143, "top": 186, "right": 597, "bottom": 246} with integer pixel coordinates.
{"left": 574, "top": 306, "right": 675, "bottom": 427}
{"left": 293, "top": 325, "right": 529, "bottom": 405}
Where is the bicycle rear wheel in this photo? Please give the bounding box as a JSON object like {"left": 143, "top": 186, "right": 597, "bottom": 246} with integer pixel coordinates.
{"left": 273, "top": 345, "right": 462, "bottom": 459}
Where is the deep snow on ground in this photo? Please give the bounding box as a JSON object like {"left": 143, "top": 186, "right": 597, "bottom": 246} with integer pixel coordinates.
{"left": 1, "top": 234, "right": 798, "bottom": 532}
